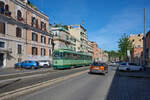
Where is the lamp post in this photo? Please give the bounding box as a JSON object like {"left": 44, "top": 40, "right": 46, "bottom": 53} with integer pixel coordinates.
{"left": 143, "top": 8, "right": 146, "bottom": 66}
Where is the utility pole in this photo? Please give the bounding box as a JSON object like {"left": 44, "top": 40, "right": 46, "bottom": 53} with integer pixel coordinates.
{"left": 144, "top": 8, "right": 146, "bottom": 66}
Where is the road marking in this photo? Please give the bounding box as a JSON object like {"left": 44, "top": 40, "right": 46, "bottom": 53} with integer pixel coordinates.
{"left": 0, "top": 70, "right": 89, "bottom": 100}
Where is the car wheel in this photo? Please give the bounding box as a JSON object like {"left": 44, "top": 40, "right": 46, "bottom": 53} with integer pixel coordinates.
{"left": 139, "top": 68, "right": 142, "bottom": 71}
{"left": 31, "top": 66, "right": 35, "bottom": 69}
{"left": 126, "top": 68, "right": 130, "bottom": 71}
{"left": 44, "top": 64, "right": 48, "bottom": 68}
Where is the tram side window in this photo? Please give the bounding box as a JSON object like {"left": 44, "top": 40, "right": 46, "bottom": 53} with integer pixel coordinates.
{"left": 77, "top": 54, "right": 80, "bottom": 60}
{"left": 64, "top": 53, "right": 71, "bottom": 59}
{"left": 71, "top": 53, "right": 75, "bottom": 60}
{"left": 53, "top": 52, "right": 59, "bottom": 59}
{"left": 83, "top": 55, "right": 85, "bottom": 60}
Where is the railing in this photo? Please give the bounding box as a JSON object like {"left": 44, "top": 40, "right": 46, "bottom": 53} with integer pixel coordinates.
{"left": 0, "top": 14, "right": 53, "bottom": 37}
{"left": 0, "top": 8, "right": 11, "bottom": 17}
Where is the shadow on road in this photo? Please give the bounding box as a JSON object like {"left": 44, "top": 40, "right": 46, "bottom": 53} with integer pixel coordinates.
{"left": 105, "top": 69, "right": 119, "bottom": 100}
{"left": 105, "top": 67, "right": 150, "bottom": 100}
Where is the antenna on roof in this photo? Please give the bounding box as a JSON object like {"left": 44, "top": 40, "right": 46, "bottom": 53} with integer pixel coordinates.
{"left": 81, "top": 20, "right": 86, "bottom": 28}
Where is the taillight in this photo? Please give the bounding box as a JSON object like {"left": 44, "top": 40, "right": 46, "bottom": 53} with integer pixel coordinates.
{"left": 90, "top": 66, "right": 94, "bottom": 69}
{"left": 100, "top": 66, "right": 105, "bottom": 70}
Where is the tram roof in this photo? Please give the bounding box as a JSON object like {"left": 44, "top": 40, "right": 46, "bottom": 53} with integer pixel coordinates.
{"left": 53, "top": 49, "right": 92, "bottom": 56}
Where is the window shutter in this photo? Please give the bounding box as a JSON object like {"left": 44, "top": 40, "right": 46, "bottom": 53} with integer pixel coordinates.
{"left": 0, "top": 22, "right": 5, "bottom": 34}
{"left": 36, "top": 19, "right": 38, "bottom": 28}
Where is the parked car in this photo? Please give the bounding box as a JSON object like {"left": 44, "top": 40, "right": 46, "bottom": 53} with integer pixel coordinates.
{"left": 90, "top": 62, "right": 108, "bottom": 75}
{"left": 15, "top": 60, "right": 39, "bottom": 69}
{"left": 119, "top": 62, "right": 144, "bottom": 71}
{"left": 38, "top": 60, "right": 51, "bottom": 68}
{"left": 15, "top": 62, "right": 23, "bottom": 69}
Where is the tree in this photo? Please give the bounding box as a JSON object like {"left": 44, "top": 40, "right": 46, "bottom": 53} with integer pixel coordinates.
{"left": 105, "top": 50, "right": 120, "bottom": 62}
{"left": 118, "top": 33, "right": 133, "bottom": 61}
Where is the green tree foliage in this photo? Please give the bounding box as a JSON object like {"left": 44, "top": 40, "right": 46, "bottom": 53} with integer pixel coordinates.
{"left": 28, "top": 0, "right": 38, "bottom": 10}
{"left": 54, "top": 24, "right": 68, "bottom": 30}
{"left": 118, "top": 33, "right": 133, "bottom": 61}
{"left": 105, "top": 50, "right": 120, "bottom": 61}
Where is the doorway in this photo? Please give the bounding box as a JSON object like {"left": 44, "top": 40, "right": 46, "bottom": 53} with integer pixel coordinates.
{"left": 0, "top": 53, "right": 4, "bottom": 68}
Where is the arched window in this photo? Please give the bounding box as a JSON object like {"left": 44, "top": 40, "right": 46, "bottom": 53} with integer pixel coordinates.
{"left": 17, "top": 10, "right": 23, "bottom": 21}
{"left": 5, "top": 4, "right": 9, "bottom": 11}
{"left": 0, "top": 1, "right": 5, "bottom": 14}
{"left": 16, "top": 27, "right": 22, "bottom": 37}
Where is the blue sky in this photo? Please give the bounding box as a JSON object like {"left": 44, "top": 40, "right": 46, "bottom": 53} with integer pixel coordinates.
{"left": 30, "top": 0, "right": 150, "bottom": 51}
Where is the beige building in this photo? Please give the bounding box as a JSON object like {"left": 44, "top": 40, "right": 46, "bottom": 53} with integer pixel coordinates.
{"left": 129, "top": 33, "right": 143, "bottom": 64}
{"left": 90, "top": 42, "right": 99, "bottom": 61}
{"left": 68, "top": 24, "right": 88, "bottom": 53}
{"left": 51, "top": 26, "right": 76, "bottom": 51}
{"left": 98, "top": 48, "right": 108, "bottom": 62}
{"left": 129, "top": 33, "right": 144, "bottom": 48}
{"left": 88, "top": 41, "right": 94, "bottom": 56}
{"left": 0, "top": 0, "right": 52, "bottom": 68}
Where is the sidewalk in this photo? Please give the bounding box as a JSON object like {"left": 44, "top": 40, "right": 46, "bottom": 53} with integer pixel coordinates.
{"left": 0, "top": 67, "right": 53, "bottom": 76}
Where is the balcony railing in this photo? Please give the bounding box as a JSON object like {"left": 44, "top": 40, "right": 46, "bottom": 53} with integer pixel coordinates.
{"left": 0, "top": 8, "right": 11, "bottom": 17}
{"left": 0, "top": 14, "right": 53, "bottom": 37}
{"left": 17, "top": 16, "right": 24, "bottom": 21}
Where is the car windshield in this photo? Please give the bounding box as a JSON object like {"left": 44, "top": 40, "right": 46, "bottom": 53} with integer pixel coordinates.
{"left": 120, "top": 63, "right": 127, "bottom": 66}
{"left": 92, "top": 62, "right": 105, "bottom": 66}
{"left": 129, "top": 63, "right": 137, "bottom": 66}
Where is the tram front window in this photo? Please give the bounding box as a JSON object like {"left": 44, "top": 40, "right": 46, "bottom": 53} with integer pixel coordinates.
{"left": 53, "top": 52, "right": 63, "bottom": 59}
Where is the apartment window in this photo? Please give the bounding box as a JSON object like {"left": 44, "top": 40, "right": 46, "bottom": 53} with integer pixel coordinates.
{"left": 0, "top": 1, "right": 4, "bottom": 14}
{"left": 48, "top": 38, "right": 51, "bottom": 44}
{"left": 41, "top": 21, "right": 44, "bottom": 30}
{"left": 5, "top": 5, "right": 9, "bottom": 11}
{"left": 16, "top": 27, "right": 22, "bottom": 37}
{"left": 41, "top": 36, "right": 46, "bottom": 44}
{"left": 31, "top": 17, "right": 36, "bottom": 26}
{"left": 0, "top": 21, "right": 5, "bottom": 34}
{"left": 17, "top": 44, "right": 22, "bottom": 54}
{"left": 44, "top": 23, "right": 46, "bottom": 31}
{"left": 138, "top": 45, "right": 141, "bottom": 48}
{"left": 32, "top": 47, "right": 38, "bottom": 55}
{"left": 41, "top": 48, "right": 46, "bottom": 56}
{"left": 32, "top": 32, "right": 38, "bottom": 42}
{"left": 0, "top": 41, "right": 5, "bottom": 48}
{"left": 132, "top": 39, "right": 134, "bottom": 42}
{"left": 36, "top": 19, "right": 39, "bottom": 28}
{"left": 17, "top": 10, "right": 23, "bottom": 21}
{"left": 49, "top": 49, "right": 51, "bottom": 56}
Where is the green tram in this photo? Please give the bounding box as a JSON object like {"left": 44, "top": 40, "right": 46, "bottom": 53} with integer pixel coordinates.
{"left": 53, "top": 49, "right": 93, "bottom": 69}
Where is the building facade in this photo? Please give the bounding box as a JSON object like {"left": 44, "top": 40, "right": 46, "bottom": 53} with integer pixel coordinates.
{"left": 0, "top": 0, "right": 52, "bottom": 68}
{"left": 90, "top": 42, "right": 99, "bottom": 61}
{"left": 51, "top": 26, "right": 76, "bottom": 51}
{"left": 68, "top": 25, "right": 88, "bottom": 53}
{"left": 87, "top": 41, "right": 94, "bottom": 56}
{"left": 129, "top": 33, "right": 143, "bottom": 65}
{"left": 145, "top": 31, "right": 150, "bottom": 67}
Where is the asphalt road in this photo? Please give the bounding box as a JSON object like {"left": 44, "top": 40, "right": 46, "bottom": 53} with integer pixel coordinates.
{"left": 12, "top": 66, "right": 116, "bottom": 100}
{"left": 0, "top": 67, "right": 90, "bottom": 95}
{"left": 9, "top": 66, "right": 150, "bottom": 100}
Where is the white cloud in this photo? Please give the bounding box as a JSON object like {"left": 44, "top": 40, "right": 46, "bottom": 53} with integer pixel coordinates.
{"left": 89, "top": 7, "right": 144, "bottom": 51}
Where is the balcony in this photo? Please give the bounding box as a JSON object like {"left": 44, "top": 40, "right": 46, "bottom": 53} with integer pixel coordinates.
{"left": 0, "top": 8, "right": 11, "bottom": 17}
{"left": 17, "top": 16, "right": 24, "bottom": 21}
